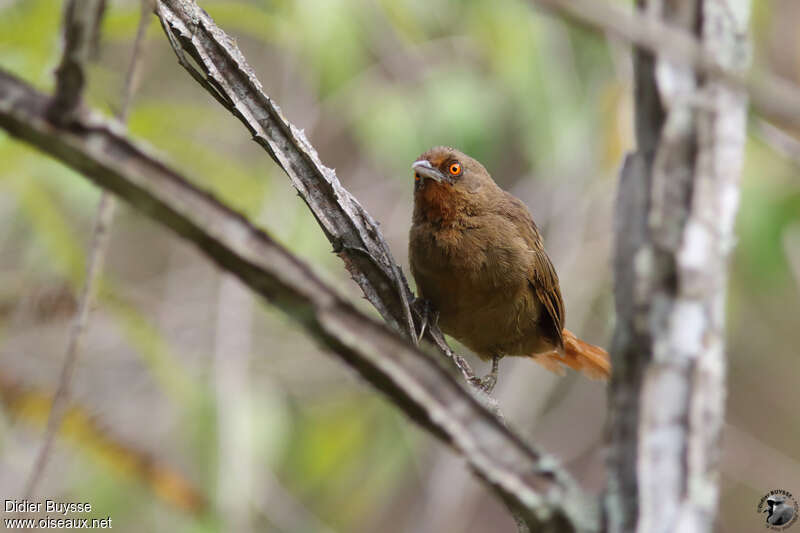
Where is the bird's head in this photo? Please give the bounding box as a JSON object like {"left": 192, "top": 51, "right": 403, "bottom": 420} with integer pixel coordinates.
{"left": 412, "top": 146, "right": 490, "bottom": 191}
{"left": 411, "top": 146, "right": 497, "bottom": 224}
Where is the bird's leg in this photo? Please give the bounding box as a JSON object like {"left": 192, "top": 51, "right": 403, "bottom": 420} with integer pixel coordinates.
{"left": 411, "top": 297, "right": 437, "bottom": 345}
{"left": 411, "top": 298, "right": 484, "bottom": 387}
{"left": 470, "top": 355, "right": 500, "bottom": 394}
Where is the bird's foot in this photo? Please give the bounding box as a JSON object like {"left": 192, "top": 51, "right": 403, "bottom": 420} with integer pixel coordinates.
{"left": 469, "top": 355, "right": 500, "bottom": 394}
{"left": 411, "top": 297, "right": 438, "bottom": 345}
{"left": 470, "top": 373, "right": 497, "bottom": 394}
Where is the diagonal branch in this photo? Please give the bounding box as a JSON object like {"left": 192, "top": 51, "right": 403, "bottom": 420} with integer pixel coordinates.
{"left": 0, "top": 69, "right": 597, "bottom": 533}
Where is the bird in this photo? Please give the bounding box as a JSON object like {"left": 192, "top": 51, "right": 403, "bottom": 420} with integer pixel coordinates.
{"left": 408, "top": 146, "right": 610, "bottom": 392}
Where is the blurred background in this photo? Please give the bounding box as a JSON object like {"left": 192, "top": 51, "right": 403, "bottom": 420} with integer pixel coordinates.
{"left": 0, "top": 0, "right": 798, "bottom": 531}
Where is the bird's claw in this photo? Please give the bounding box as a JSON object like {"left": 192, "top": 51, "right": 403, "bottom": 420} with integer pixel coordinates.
{"left": 411, "top": 298, "right": 437, "bottom": 345}
{"left": 469, "top": 355, "right": 500, "bottom": 394}
{"left": 470, "top": 374, "right": 497, "bottom": 394}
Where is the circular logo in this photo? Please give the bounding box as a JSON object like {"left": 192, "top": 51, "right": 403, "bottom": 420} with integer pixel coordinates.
{"left": 758, "top": 490, "right": 799, "bottom": 530}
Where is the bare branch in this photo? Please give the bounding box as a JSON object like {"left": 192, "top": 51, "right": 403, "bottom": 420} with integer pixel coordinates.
{"left": 0, "top": 69, "right": 597, "bottom": 533}
{"left": 23, "top": 0, "right": 153, "bottom": 501}
{"left": 47, "top": 0, "right": 104, "bottom": 124}
{"left": 530, "top": 0, "right": 800, "bottom": 129}
{"left": 117, "top": 0, "right": 153, "bottom": 124}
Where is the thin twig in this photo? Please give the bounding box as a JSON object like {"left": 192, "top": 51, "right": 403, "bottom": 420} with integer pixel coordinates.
{"left": 21, "top": 193, "right": 114, "bottom": 500}
{"left": 22, "top": 0, "right": 153, "bottom": 500}
{"left": 117, "top": 0, "right": 153, "bottom": 124}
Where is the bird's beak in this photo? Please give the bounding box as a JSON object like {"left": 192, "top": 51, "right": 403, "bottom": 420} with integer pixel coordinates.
{"left": 412, "top": 160, "right": 447, "bottom": 183}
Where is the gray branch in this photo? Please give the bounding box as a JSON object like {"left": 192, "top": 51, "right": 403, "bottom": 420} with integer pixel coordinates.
{"left": 0, "top": 68, "right": 597, "bottom": 533}
{"left": 607, "top": 1, "right": 750, "bottom": 532}
{"left": 47, "top": 0, "right": 104, "bottom": 124}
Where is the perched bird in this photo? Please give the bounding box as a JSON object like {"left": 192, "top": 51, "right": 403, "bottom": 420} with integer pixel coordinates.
{"left": 408, "top": 146, "right": 610, "bottom": 391}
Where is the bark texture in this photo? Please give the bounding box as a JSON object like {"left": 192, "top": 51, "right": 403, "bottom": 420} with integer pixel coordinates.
{"left": 605, "top": 1, "right": 750, "bottom": 532}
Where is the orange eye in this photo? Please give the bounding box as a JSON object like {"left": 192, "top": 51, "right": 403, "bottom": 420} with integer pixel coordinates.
{"left": 448, "top": 162, "right": 462, "bottom": 176}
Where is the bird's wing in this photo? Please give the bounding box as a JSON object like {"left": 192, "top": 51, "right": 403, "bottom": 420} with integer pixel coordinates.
{"left": 501, "top": 192, "right": 565, "bottom": 347}
{"left": 529, "top": 249, "right": 565, "bottom": 347}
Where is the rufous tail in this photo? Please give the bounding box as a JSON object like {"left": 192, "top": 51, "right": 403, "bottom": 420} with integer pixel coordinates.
{"left": 530, "top": 329, "right": 611, "bottom": 381}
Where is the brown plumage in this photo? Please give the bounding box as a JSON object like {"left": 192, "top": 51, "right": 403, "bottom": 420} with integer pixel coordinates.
{"left": 408, "top": 146, "right": 610, "bottom": 388}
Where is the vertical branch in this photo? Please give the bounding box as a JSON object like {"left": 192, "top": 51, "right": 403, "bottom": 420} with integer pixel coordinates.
{"left": 22, "top": 0, "right": 154, "bottom": 499}
{"left": 678, "top": 0, "right": 749, "bottom": 528}
{"left": 606, "top": 1, "right": 750, "bottom": 532}
{"left": 116, "top": 0, "right": 153, "bottom": 124}
{"left": 46, "top": 0, "right": 103, "bottom": 124}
